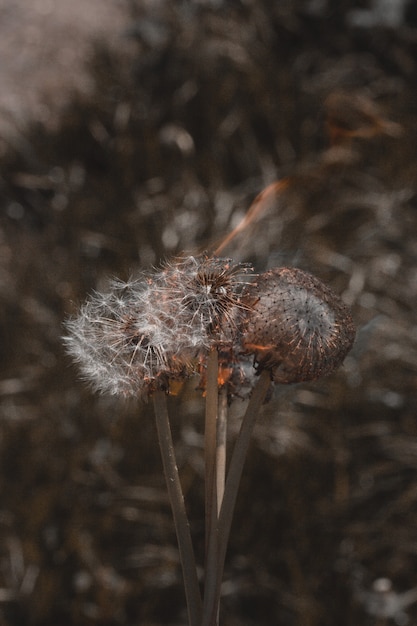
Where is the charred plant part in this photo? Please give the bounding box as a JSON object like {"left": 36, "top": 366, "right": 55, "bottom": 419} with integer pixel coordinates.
{"left": 153, "top": 390, "right": 202, "bottom": 626}
{"left": 242, "top": 267, "right": 355, "bottom": 383}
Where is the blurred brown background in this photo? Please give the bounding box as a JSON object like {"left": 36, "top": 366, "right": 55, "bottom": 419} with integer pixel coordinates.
{"left": 1, "top": 1, "right": 417, "bottom": 624}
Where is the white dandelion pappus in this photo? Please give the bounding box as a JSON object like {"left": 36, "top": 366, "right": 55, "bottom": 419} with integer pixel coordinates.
{"left": 63, "top": 255, "right": 253, "bottom": 397}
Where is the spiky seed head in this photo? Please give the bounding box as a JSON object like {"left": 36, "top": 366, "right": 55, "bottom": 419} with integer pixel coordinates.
{"left": 242, "top": 267, "right": 355, "bottom": 383}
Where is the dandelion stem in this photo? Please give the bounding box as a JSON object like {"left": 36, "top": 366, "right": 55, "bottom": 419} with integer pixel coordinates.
{"left": 203, "top": 349, "right": 220, "bottom": 625}
{"left": 216, "top": 387, "right": 228, "bottom": 514}
{"left": 202, "top": 370, "right": 271, "bottom": 626}
{"left": 219, "top": 370, "right": 270, "bottom": 573}
{"left": 205, "top": 349, "right": 219, "bottom": 553}
{"left": 153, "top": 390, "right": 202, "bottom": 626}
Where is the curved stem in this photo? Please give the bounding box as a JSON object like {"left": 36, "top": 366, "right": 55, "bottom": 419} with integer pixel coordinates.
{"left": 153, "top": 390, "right": 202, "bottom": 626}
{"left": 213, "top": 178, "right": 290, "bottom": 255}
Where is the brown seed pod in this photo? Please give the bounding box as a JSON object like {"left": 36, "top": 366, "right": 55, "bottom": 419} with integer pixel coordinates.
{"left": 242, "top": 267, "right": 355, "bottom": 384}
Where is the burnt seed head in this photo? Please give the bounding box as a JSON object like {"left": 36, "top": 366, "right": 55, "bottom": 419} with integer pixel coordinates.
{"left": 242, "top": 267, "right": 356, "bottom": 383}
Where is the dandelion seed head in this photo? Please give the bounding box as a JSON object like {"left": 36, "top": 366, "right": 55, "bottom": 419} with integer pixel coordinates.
{"left": 64, "top": 256, "right": 355, "bottom": 397}
{"left": 151, "top": 255, "right": 253, "bottom": 346}
{"left": 242, "top": 267, "right": 356, "bottom": 383}
{"left": 63, "top": 255, "right": 253, "bottom": 397}
{"left": 64, "top": 278, "right": 183, "bottom": 397}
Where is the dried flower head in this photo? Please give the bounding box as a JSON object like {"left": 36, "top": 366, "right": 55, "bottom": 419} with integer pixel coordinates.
{"left": 242, "top": 267, "right": 355, "bottom": 383}
{"left": 64, "top": 278, "right": 179, "bottom": 396}
{"left": 153, "top": 255, "right": 252, "bottom": 346}
{"left": 64, "top": 255, "right": 252, "bottom": 397}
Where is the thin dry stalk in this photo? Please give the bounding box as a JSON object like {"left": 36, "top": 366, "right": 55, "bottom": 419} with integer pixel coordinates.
{"left": 203, "top": 349, "right": 221, "bottom": 625}
{"left": 202, "top": 370, "right": 271, "bottom": 626}
{"left": 153, "top": 390, "right": 202, "bottom": 626}
{"left": 216, "top": 387, "right": 228, "bottom": 513}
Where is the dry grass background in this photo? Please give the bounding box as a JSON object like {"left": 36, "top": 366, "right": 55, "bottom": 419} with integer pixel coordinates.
{"left": 1, "top": 1, "right": 417, "bottom": 624}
